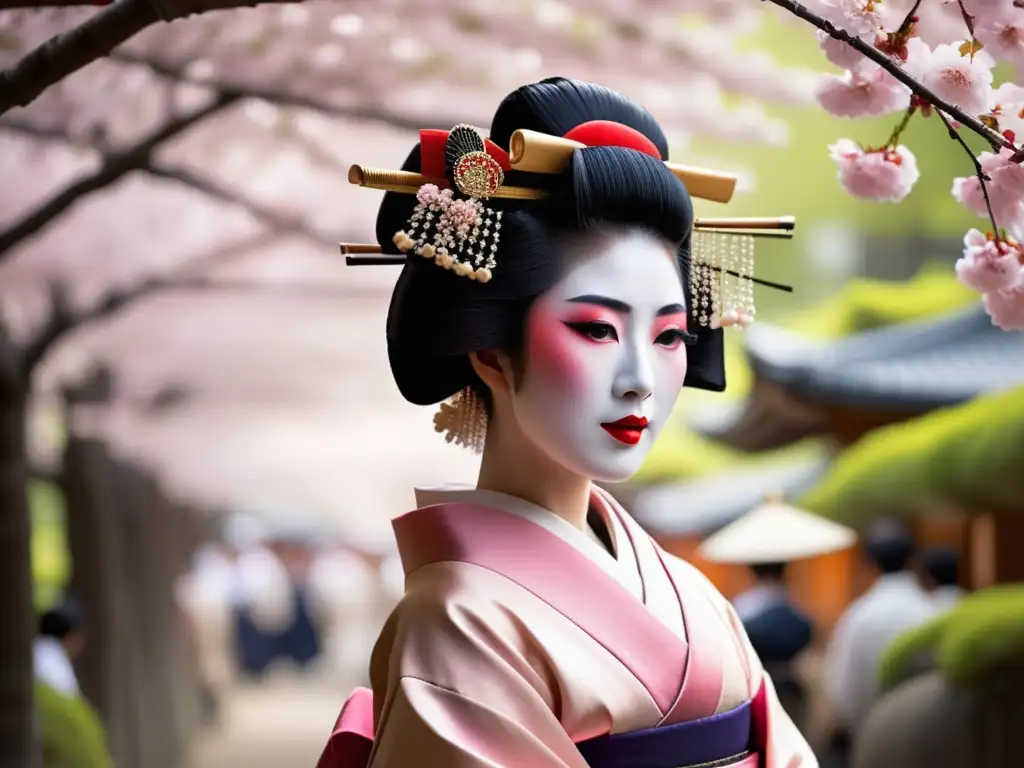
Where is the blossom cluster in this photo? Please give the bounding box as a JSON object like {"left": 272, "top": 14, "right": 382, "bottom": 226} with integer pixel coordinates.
{"left": 806, "top": 0, "right": 1024, "bottom": 330}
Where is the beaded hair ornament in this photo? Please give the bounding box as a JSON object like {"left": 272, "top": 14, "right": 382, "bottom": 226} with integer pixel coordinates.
{"left": 342, "top": 121, "right": 795, "bottom": 451}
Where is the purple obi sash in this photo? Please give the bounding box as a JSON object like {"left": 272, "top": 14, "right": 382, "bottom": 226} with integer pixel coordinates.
{"left": 575, "top": 700, "right": 753, "bottom": 768}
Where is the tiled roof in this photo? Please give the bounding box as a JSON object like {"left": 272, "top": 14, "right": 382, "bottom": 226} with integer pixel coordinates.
{"left": 744, "top": 306, "right": 1024, "bottom": 409}
{"left": 632, "top": 457, "right": 831, "bottom": 537}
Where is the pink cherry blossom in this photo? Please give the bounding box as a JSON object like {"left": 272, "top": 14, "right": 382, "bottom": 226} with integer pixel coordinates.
{"left": 961, "top": 0, "right": 1017, "bottom": 16}
{"left": 838, "top": 0, "right": 884, "bottom": 37}
{"left": 983, "top": 284, "right": 1024, "bottom": 330}
{"left": 905, "top": 40, "right": 995, "bottom": 117}
{"left": 816, "top": 64, "right": 909, "bottom": 117}
{"left": 975, "top": 9, "right": 1024, "bottom": 70}
{"left": 955, "top": 229, "right": 1024, "bottom": 292}
{"left": 828, "top": 139, "right": 920, "bottom": 202}
{"left": 817, "top": 29, "right": 868, "bottom": 70}
{"left": 987, "top": 82, "right": 1024, "bottom": 140}
{"left": 951, "top": 148, "right": 1024, "bottom": 227}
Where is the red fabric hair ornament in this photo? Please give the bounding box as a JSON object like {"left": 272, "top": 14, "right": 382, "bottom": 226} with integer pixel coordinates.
{"left": 417, "top": 120, "right": 661, "bottom": 179}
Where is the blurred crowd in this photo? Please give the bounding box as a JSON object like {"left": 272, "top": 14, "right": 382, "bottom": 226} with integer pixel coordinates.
{"left": 727, "top": 519, "right": 965, "bottom": 768}
{"left": 173, "top": 515, "right": 405, "bottom": 713}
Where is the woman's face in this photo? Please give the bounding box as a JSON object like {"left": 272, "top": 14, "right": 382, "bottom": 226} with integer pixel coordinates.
{"left": 509, "top": 228, "right": 690, "bottom": 482}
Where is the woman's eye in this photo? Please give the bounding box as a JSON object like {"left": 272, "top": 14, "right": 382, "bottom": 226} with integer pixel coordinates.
{"left": 566, "top": 322, "right": 618, "bottom": 342}
{"left": 656, "top": 329, "right": 696, "bottom": 348}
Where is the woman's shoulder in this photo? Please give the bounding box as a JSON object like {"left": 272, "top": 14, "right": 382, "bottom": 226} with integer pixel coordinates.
{"left": 380, "top": 559, "right": 538, "bottom": 655}
{"left": 370, "top": 559, "right": 562, "bottom": 704}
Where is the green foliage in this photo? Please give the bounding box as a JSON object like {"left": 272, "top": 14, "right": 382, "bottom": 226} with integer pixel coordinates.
{"left": 878, "top": 586, "right": 1024, "bottom": 692}
{"left": 800, "top": 386, "right": 1024, "bottom": 526}
{"left": 786, "top": 264, "right": 978, "bottom": 339}
{"left": 36, "top": 682, "right": 114, "bottom": 768}
{"left": 30, "top": 480, "right": 70, "bottom": 611}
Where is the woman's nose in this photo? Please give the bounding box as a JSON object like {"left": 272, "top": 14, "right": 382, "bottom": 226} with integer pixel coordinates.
{"left": 613, "top": 342, "right": 654, "bottom": 401}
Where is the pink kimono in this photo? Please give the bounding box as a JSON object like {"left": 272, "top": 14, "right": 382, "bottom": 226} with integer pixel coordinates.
{"left": 317, "top": 486, "right": 815, "bottom": 768}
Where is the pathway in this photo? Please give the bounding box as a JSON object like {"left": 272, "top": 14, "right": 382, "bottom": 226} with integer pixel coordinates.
{"left": 189, "top": 672, "right": 344, "bottom": 768}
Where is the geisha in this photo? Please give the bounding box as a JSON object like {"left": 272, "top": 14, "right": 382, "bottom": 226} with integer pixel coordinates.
{"left": 317, "top": 78, "right": 813, "bottom": 768}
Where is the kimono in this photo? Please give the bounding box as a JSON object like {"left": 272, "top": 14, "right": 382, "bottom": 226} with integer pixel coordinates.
{"left": 317, "top": 485, "right": 815, "bottom": 768}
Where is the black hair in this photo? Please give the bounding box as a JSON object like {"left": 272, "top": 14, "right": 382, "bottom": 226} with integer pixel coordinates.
{"left": 920, "top": 547, "right": 959, "bottom": 587}
{"left": 38, "top": 598, "right": 83, "bottom": 640}
{"left": 381, "top": 77, "right": 725, "bottom": 406}
{"left": 865, "top": 525, "right": 915, "bottom": 574}
{"left": 751, "top": 562, "right": 788, "bottom": 580}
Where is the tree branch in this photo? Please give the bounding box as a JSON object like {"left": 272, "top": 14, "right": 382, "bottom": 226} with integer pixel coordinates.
{"left": 936, "top": 108, "right": 1001, "bottom": 236}
{"left": 110, "top": 52, "right": 468, "bottom": 132}
{"left": 764, "top": 0, "right": 1015, "bottom": 152}
{"left": 147, "top": 163, "right": 338, "bottom": 246}
{"left": 0, "top": 1, "right": 111, "bottom": 8}
{"left": 20, "top": 232, "right": 269, "bottom": 372}
{"left": 0, "top": 93, "right": 237, "bottom": 259}
{"left": 0, "top": 0, "right": 303, "bottom": 116}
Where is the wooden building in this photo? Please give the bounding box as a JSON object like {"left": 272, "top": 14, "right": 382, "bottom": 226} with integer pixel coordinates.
{"left": 690, "top": 305, "right": 1024, "bottom": 595}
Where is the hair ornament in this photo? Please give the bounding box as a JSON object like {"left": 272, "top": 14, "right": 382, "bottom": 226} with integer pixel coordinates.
{"left": 392, "top": 124, "right": 504, "bottom": 283}
{"left": 350, "top": 123, "right": 796, "bottom": 326}
{"left": 687, "top": 217, "right": 794, "bottom": 330}
{"left": 433, "top": 386, "right": 488, "bottom": 452}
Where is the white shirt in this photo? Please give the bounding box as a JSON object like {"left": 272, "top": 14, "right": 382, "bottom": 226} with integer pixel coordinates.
{"left": 232, "top": 546, "right": 295, "bottom": 633}
{"left": 34, "top": 637, "right": 79, "bottom": 696}
{"left": 824, "top": 572, "right": 939, "bottom": 733}
{"left": 930, "top": 585, "right": 965, "bottom": 612}
{"left": 732, "top": 583, "right": 790, "bottom": 623}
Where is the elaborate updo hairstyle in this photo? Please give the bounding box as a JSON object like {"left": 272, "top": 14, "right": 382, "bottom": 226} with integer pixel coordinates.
{"left": 380, "top": 78, "right": 726, "bottom": 449}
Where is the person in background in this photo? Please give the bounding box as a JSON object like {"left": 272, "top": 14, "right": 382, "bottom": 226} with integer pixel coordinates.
{"left": 272, "top": 534, "right": 322, "bottom": 671}
{"left": 34, "top": 598, "right": 86, "bottom": 696}
{"left": 733, "top": 562, "right": 814, "bottom": 735}
{"left": 917, "top": 547, "right": 964, "bottom": 612}
{"left": 34, "top": 598, "right": 114, "bottom": 768}
{"left": 735, "top": 561, "right": 814, "bottom": 666}
{"left": 227, "top": 516, "right": 295, "bottom": 679}
{"left": 823, "top": 521, "right": 938, "bottom": 767}
{"left": 176, "top": 541, "right": 238, "bottom": 718}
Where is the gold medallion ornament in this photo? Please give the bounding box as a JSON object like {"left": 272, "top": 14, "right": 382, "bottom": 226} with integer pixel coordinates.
{"left": 392, "top": 125, "right": 505, "bottom": 283}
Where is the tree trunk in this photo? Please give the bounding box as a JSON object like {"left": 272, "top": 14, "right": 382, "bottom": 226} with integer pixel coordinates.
{"left": 0, "top": 377, "right": 35, "bottom": 768}
{"left": 115, "top": 463, "right": 185, "bottom": 768}
{"left": 63, "top": 437, "right": 141, "bottom": 767}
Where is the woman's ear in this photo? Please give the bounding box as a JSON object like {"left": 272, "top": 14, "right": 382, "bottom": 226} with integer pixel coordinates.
{"left": 469, "top": 350, "right": 514, "bottom": 395}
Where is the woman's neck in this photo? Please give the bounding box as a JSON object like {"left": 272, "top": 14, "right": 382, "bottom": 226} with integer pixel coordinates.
{"left": 476, "top": 418, "right": 592, "bottom": 531}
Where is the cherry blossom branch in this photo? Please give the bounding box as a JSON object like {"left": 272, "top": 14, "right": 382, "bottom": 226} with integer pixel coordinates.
{"left": 0, "top": 0, "right": 303, "bottom": 116}
{"left": 110, "top": 52, "right": 467, "bottom": 132}
{"left": 764, "top": 0, "right": 1013, "bottom": 151}
{"left": 935, "top": 107, "right": 1001, "bottom": 237}
{"left": 21, "top": 232, "right": 268, "bottom": 371}
{"left": 897, "top": 0, "right": 924, "bottom": 34}
{"left": 885, "top": 105, "right": 916, "bottom": 147}
{"left": 147, "top": 163, "right": 338, "bottom": 246}
{"left": 0, "top": 0, "right": 109, "bottom": 7}
{"left": 955, "top": 0, "right": 977, "bottom": 39}
{"left": 0, "top": 93, "right": 237, "bottom": 259}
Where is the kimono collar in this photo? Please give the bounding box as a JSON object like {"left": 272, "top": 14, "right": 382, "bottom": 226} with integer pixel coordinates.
{"left": 410, "top": 484, "right": 640, "bottom": 597}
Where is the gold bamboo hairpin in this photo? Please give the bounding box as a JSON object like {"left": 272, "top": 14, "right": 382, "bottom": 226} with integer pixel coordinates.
{"left": 508, "top": 130, "right": 738, "bottom": 204}
{"left": 344, "top": 124, "right": 795, "bottom": 328}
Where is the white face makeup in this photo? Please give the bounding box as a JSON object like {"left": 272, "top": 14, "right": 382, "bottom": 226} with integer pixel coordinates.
{"left": 509, "top": 228, "right": 690, "bottom": 482}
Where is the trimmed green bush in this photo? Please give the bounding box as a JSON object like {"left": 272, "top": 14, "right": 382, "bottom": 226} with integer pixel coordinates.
{"left": 36, "top": 681, "right": 113, "bottom": 768}
{"left": 879, "top": 585, "right": 1024, "bottom": 693}
{"left": 800, "top": 386, "right": 1024, "bottom": 527}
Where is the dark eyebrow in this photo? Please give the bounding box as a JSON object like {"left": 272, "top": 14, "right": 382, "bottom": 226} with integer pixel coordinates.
{"left": 657, "top": 303, "right": 687, "bottom": 317}
{"left": 566, "top": 294, "right": 632, "bottom": 313}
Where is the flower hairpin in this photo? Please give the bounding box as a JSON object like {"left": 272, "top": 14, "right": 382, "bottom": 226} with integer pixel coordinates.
{"left": 393, "top": 125, "right": 504, "bottom": 283}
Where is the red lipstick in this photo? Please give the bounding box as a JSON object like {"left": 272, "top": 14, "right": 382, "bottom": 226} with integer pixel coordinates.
{"left": 601, "top": 415, "right": 649, "bottom": 446}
